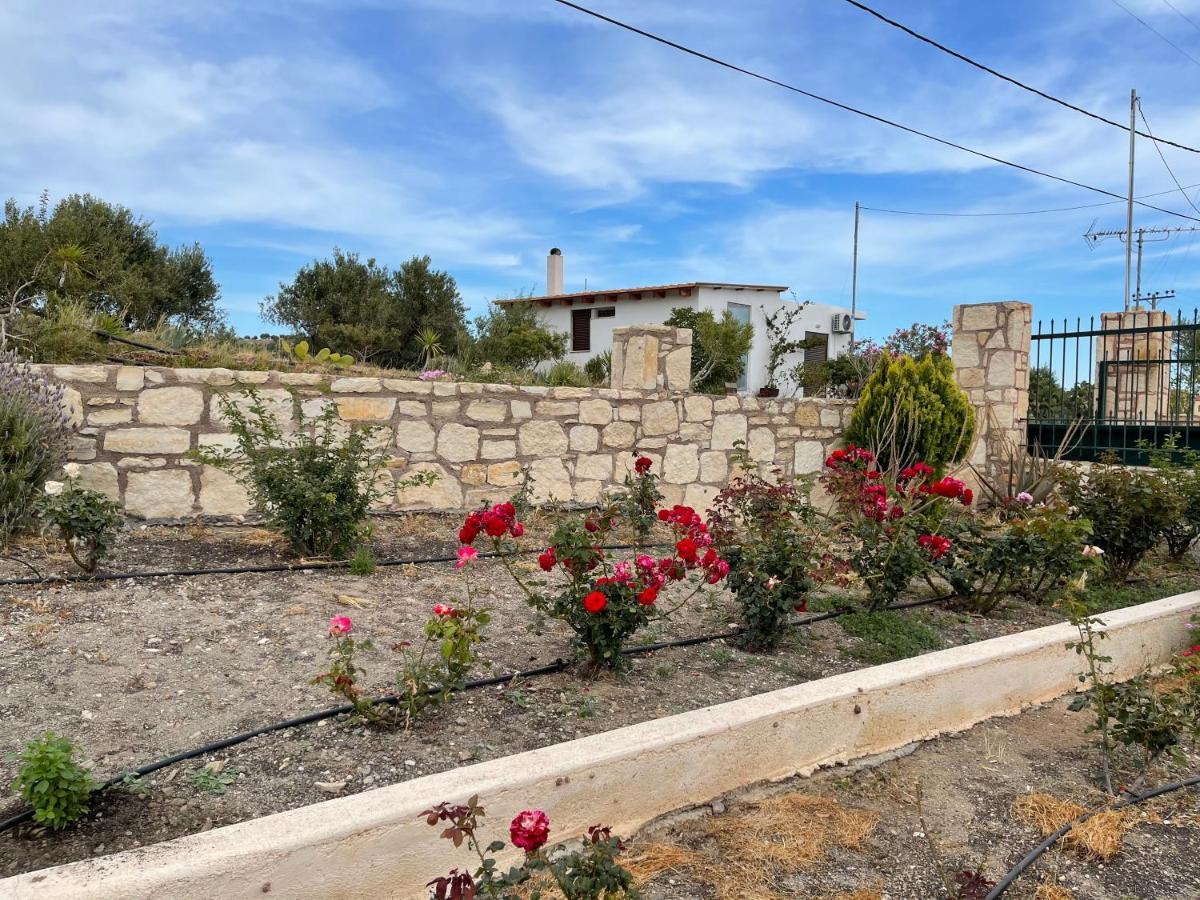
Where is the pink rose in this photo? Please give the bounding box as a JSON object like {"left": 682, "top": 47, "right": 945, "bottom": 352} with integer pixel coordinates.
{"left": 328, "top": 616, "right": 353, "bottom": 636}
{"left": 433, "top": 603, "right": 456, "bottom": 617}
{"left": 510, "top": 809, "right": 550, "bottom": 853}
{"left": 455, "top": 546, "right": 478, "bottom": 569}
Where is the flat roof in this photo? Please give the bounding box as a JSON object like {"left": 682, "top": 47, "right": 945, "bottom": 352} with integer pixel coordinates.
{"left": 495, "top": 282, "right": 789, "bottom": 306}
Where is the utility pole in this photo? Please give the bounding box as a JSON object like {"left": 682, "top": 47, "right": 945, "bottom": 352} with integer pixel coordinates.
{"left": 850, "top": 201, "right": 860, "bottom": 339}
{"left": 1085, "top": 223, "right": 1200, "bottom": 307}
{"left": 1124, "top": 88, "right": 1137, "bottom": 311}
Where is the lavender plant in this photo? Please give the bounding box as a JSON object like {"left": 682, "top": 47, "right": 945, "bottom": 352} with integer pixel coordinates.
{"left": 0, "top": 351, "right": 73, "bottom": 543}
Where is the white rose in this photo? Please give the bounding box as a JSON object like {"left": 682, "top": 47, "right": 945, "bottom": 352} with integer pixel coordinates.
{"left": 43, "top": 480, "right": 66, "bottom": 496}
{"left": 62, "top": 462, "right": 82, "bottom": 479}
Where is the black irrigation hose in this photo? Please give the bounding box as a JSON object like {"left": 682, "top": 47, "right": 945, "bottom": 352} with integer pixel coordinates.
{"left": 0, "top": 592, "right": 952, "bottom": 836}
{"left": 0, "top": 544, "right": 673, "bottom": 588}
{"left": 983, "top": 774, "right": 1200, "bottom": 899}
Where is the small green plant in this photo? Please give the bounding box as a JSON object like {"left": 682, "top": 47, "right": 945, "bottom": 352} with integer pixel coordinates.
{"left": 423, "top": 798, "right": 638, "bottom": 899}
{"left": 187, "top": 765, "right": 238, "bottom": 796}
{"left": 39, "top": 477, "right": 121, "bottom": 572}
{"left": 844, "top": 351, "right": 975, "bottom": 474}
{"left": 395, "top": 599, "right": 491, "bottom": 726}
{"left": 761, "top": 303, "right": 808, "bottom": 391}
{"left": 1146, "top": 434, "right": 1200, "bottom": 559}
{"left": 0, "top": 352, "right": 74, "bottom": 544}
{"left": 414, "top": 327, "right": 445, "bottom": 369}
{"left": 544, "top": 360, "right": 590, "bottom": 387}
{"left": 195, "top": 389, "right": 388, "bottom": 558}
{"left": 349, "top": 545, "right": 377, "bottom": 576}
{"left": 9, "top": 732, "right": 95, "bottom": 830}
{"left": 279, "top": 338, "right": 353, "bottom": 367}
{"left": 1060, "top": 455, "right": 1185, "bottom": 581}
{"left": 616, "top": 453, "right": 663, "bottom": 546}
{"left": 838, "top": 611, "right": 942, "bottom": 664}
{"left": 583, "top": 350, "right": 611, "bottom": 385}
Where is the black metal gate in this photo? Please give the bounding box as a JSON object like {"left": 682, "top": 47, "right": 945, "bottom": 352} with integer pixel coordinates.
{"left": 1026, "top": 309, "right": 1200, "bottom": 464}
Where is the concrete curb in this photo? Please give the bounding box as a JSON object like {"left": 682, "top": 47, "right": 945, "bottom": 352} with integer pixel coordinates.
{"left": 5, "top": 591, "right": 1197, "bottom": 900}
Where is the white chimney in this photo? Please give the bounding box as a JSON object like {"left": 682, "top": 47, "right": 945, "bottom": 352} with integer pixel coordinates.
{"left": 547, "top": 247, "right": 564, "bottom": 295}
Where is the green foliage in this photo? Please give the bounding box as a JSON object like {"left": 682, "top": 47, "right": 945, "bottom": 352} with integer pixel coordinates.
{"left": 1145, "top": 434, "right": 1200, "bottom": 559}
{"left": 263, "top": 250, "right": 467, "bottom": 369}
{"left": 844, "top": 352, "right": 975, "bottom": 473}
{"left": 882, "top": 321, "right": 951, "bottom": 358}
{"left": 838, "top": 611, "right": 942, "bottom": 664}
{"left": 1060, "top": 456, "right": 1185, "bottom": 581}
{"left": 279, "top": 338, "right": 353, "bottom": 367}
{"left": 350, "top": 545, "right": 377, "bottom": 576}
{"left": 796, "top": 338, "right": 881, "bottom": 399}
{"left": 710, "top": 447, "right": 817, "bottom": 649}
{"left": 664, "top": 306, "right": 753, "bottom": 394}
{"left": 1, "top": 192, "right": 221, "bottom": 330}
{"left": 471, "top": 301, "right": 567, "bottom": 371}
{"left": 583, "top": 349, "right": 612, "bottom": 385}
{"left": 544, "top": 360, "right": 590, "bottom": 387}
{"left": 40, "top": 480, "right": 122, "bottom": 572}
{"left": 396, "top": 601, "right": 491, "bottom": 726}
{"left": 187, "top": 765, "right": 238, "bottom": 796}
{"left": 0, "top": 352, "right": 73, "bottom": 543}
{"left": 194, "top": 389, "right": 387, "bottom": 558}
{"left": 18, "top": 298, "right": 109, "bottom": 363}
{"left": 1028, "top": 367, "right": 1095, "bottom": 422}
{"left": 10, "top": 732, "right": 95, "bottom": 830}
{"left": 761, "top": 304, "right": 808, "bottom": 389}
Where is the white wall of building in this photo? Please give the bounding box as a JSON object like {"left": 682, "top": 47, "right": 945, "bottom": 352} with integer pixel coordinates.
{"left": 530, "top": 288, "right": 859, "bottom": 395}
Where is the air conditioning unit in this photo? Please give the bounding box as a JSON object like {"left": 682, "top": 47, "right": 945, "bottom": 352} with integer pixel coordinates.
{"left": 831, "top": 312, "right": 853, "bottom": 333}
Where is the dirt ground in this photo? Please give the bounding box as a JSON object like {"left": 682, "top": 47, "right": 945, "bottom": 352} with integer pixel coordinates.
{"left": 630, "top": 698, "right": 1200, "bottom": 900}
{"left": 0, "top": 515, "right": 1192, "bottom": 883}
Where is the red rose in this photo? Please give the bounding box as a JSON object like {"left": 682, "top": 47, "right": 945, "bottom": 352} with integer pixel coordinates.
{"left": 634, "top": 455, "right": 653, "bottom": 474}
{"left": 510, "top": 521, "right": 525, "bottom": 538}
{"left": 676, "top": 537, "right": 698, "bottom": 562}
{"left": 961, "top": 488, "right": 973, "bottom": 507}
{"left": 458, "top": 524, "right": 478, "bottom": 545}
{"left": 638, "top": 587, "right": 657, "bottom": 605}
{"left": 538, "top": 548, "right": 556, "bottom": 571}
{"left": 584, "top": 590, "right": 607, "bottom": 614}
{"left": 483, "top": 512, "right": 507, "bottom": 537}
{"left": 510, "top": 809, "right": 550, "bottom": 853}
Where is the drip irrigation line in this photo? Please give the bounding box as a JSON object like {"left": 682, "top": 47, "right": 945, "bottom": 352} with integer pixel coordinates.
{"left": 0, "top": 593, "right": 954, "bottom": 836}
{"left": 984, "top": 773, "right": 1200, "bottom": 898}
{"left": 0, "top": 543, "right": 672, "bottom": 588}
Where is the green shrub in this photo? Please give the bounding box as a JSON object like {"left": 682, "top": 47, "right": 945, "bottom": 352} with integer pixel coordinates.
{"left": 1146, "top": 436, "right": 1200, "bottom": 559}
{"left": 472, "top": 301, "right": 567, "bottom": 370}
{"left": 544, "top": 360, "right": 589, "bottom": 387}
{"left": 18, "top": 299, "right": 109, "bottom": 363}
{"left": 1060, "top": 457, "right": 1184, "bottom": 581}
{"left": 195, "top": 389, "right": 387, "bottom": 558}
{"left": 0, "top": 352, "right": 73, "bottom": 544}
{"left": 664, "top": 306, "right": 753, "bottom": 394}
{"left": 844, "top": 352, "right": 975, "bottom": 474}
{"left": 838, "top": 611, "right": 942, "bottom": 664}
{"left": 40, "top": 479, "right": 122, "bottom": 572}
{"left": 10, "top": 732, "right": 95, "bottom": 830}
{"left": 583, "top": 350, "right": 611, "bottom": 385}
{"left": 349, "top": 545, "right": 377, "bottom": 575}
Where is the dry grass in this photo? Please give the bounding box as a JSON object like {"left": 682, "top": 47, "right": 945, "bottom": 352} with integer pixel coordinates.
{"left": 824, "top": 891, "right": 883, "bottom": 900}
{"left": 632, "top": 792, "right": 879, "bottom": 900}
{"left": 1034, "top": 882, "right": 1074, "bottom": 900}
{"left": 1013, "top": 793, "right": 1132, "bottom": 862}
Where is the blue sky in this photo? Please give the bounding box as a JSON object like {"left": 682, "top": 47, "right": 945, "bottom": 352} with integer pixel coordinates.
{"left": 5, "top": 0, "right": 1200, "bottom": 340}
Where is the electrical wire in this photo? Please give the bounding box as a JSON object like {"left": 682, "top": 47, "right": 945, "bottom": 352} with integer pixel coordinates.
{"left": 861, "top": 180, "right": 1200, "bottom": 217}
{"left": 549, "top": 0, "right": 1200, "bottom": 223}
{"left": 841, "top": 0, "right": 1200, "bottom": 154}
{"left": 1109, "top": 0, "right": 1200, "bottom": 70}
{"left": 1137, "top": 99, "right": 1200, "bottom": 216}
{"left": 1160, "top": 0, "right": 1200, "bottom": 36}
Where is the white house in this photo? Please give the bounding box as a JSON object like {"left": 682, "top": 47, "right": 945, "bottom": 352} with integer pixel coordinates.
{"left": 496, "top": 249, "right": 863, "bottom": 394}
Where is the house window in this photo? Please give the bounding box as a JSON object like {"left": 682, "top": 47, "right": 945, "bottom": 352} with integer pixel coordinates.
{"left": 804, "top": 331, "right": 829, "bottom": 365}
{"left": 596, "top": 307, "right": 616, "bottom": 318}
{"left": 571, "top": 308, "right": 591, "bottom": 352}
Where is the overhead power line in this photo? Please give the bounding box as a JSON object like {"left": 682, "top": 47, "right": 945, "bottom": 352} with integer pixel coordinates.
{"left": 841, "top": 0, "right": 1200, "bottom": 154}
{"left": 1160, "top": 0, "right": 1200, "bottom": 37}
{"left": 1109, "top": 0, "right": 1200, "bottom": 69}
{"left": 550, "top": 0, "right": 1200, "bottom": 223}
{"left": 1137, "top": 99, "right": 1200, "bottom": 216}
{"left": 861, "top": 181, "right": 1200, "bottom": 217}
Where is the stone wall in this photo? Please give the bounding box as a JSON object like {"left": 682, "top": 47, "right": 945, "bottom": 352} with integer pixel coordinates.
{"left": 609, "top": 324, "right": 692, "bottom": 392}
{"left": 951, "top": 301, "right": 1032, "bottom": 488}
{"left": 44, "top": 364, "right": 854, "bottom": 521}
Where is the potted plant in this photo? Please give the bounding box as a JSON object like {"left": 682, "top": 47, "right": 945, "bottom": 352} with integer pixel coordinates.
{"left": 760, "top": 304, "right": 807, "bottom": 397}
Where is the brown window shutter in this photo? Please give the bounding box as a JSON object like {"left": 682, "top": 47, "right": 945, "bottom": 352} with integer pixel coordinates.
{"left": 804, "top": 332, "right": 828, "bottom": 365}
{"left": 572, "top": 309, "right": 591, "bottom": 353}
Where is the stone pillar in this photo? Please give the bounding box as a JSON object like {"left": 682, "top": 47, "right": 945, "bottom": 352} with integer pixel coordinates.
{"left": 951, "top": 301, "right": 1032, "bottom": 490}
{"left": 609, "top": 325, "right": 692, "bottom": 392}
{"left": 1098, "top": 309, "right": 1172, "bottom": 423}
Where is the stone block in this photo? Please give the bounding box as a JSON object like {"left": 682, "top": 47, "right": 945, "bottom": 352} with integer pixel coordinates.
{"left": 115, "top": 366, "right": 145, "bottom": 391}
{"left": 53, "top": 365, "right": 109, "bottom": 384}
{"left": 711, "top": 413, "right": 748, "bottom": 450}
{"left": 959, "top": 305, "right": 998, "bottom": 331}
{"left": 535, "top": 400, "right": 580, "bottom": 417}
{"left": 793, "top": 440, "right": 825, "bottom": 474}
{"left": 199, "top": 466, "right": 251, "bottom": 517}
{"left": 331, "top": 377, "right": 382, "bottom": 393}
{"left": 88, "top": 407, "right": 133, "bottom": 426}
{"left": 574, "top": 453, "right": 612, "bottom": 481}
{"left": 684, "top": 395, "right": 712, "bottom": 422}
{"left": 487, "top": 460, "right": 523, "bottom": 486}
{"left": 683, "top": 483, "right": 719, "bottom": 512}
{"left": 699, "top": 451, "right": 728, "bottom": 483}
{"left": 104, "top": 427, "right": 191, "bottom": 455}
{"left": 211, "top": 389, "right": 294, "bottom": 430}
{"left": 601, "top": 420, "right": 637, "bottom": 449}
{"left": 481, "top": 439, "right": 517, "bottom": 459}
{"left": 518, "top": 420, "right": 568, "bottom": 456}
{"left": 465, "top": 400, "right": 508, "bottom": 423}
{"left": 528, "top": 458, "right": 572, "bottom": 503}
{"left": 125, "top": 469, "right": 196, "bottom": 519}
{"left": 437, "top": 423, "right": 480, "bottom": 462}
{"left": 579, "top": 399, "right": 613, "bottom": 425}
{"left": 396, "top": 463, "right": 463, "bottom": 509}
{"left": 664, "top": 347, "right": 691, "bottom": 391}
{"left": 74, "top": 462, "right": 119, "bottom": 500}
{"left": 138, "top": 386, "right": 205, "bottom": 425}
{"left": 569, "top": 425, "right": 600, "bottom": 452}
{"left": 335, "top": 397, "right": 396, "bottom": 422}
{"left": 641, "top": 400, "right": 679, "bottom": 436}
{"left": 662, "top": 443, "right": 700, "bottom": 483}
{"left": 59, "top": 386, "right": 84, "bottom": 428}
{"left": 747, "top": 428, "right": 775, "bottom": 463}
{"left": 461, "top": 463, "right": 487, "bottom": 486}
{"left": 396, "top": 421, "right": 436, "bottom": 453}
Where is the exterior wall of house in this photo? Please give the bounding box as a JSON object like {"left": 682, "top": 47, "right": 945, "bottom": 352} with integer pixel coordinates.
{"left": 531, "top": 289, "right": 856, "bottom": 394}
